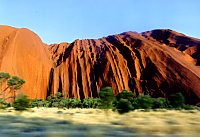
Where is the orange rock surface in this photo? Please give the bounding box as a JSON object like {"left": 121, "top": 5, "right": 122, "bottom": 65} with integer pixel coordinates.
{"left": 0, "top": 25, "right": 51, "bottom": 99}
{"left": 0, "top": 25, "right": 199, "bottom": 104}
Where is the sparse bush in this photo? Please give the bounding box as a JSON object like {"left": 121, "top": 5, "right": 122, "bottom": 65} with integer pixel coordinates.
{"left": 13, "top": 94, "right": 30, "bottom": 111}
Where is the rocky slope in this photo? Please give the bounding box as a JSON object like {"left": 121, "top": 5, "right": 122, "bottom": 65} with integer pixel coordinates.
{"left": 0, "top": 25, "right": 200, "bottom": 104}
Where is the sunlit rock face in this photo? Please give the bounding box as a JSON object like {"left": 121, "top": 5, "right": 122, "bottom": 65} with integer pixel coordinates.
{"left": 0, "top": 25, "right": 200, "bottom": 104}
{"left": 0, "top": 25, "right": 52, "bottom": 99}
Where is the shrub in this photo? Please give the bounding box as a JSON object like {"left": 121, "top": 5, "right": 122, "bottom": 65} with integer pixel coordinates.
{"left": 30, "top": 99, "right": 40, "bottom": 108}
{"left": 59, "top": 99, "right": 70, "bottom": 108}
{"left": 13, "top": 94, "right": 30, "bottom": 111}
{"left": 168, "top": 92, "right": 185, "bottom": 108}
{"left": 82, "top": 98, "right": 102, "bottom": 108}
{"left": 99, "top": 87, "right": 116, "bottom": 109}
{"left": 47, "top": 92, "right": 64, "bottom": 102}
{"left": 68, "top": 98, "right": 82, "bottom": 108}
{"left": 30, "top": 99, "right": 50, "bottom": 108}
{"left": 132, "top": 95, "right": 154, "bottom": 109}
{"left": 153, "top": 97, "right": 169, "bottom": 109}
{"left": 91, "top": 98, "right": 102, "bottom": 108}
{"left": 38, "top": 100, "right": 45, "bottom": 107}
{"left": 43, "top": 100, "right": 52, "bottom": 107}
{"left": 58, "top": 101, "right": 65, "bottom": 108}
{"left": 116, "top": 90, "right": 135, "bottom": 101}
{"left": 82, "top": 98, "right": 94, "bottom": 108}
{"left": 52, "top": 102, "right": 59, "bottom": 107}
{"left": 182, "top": 104, "right": 200, "bottom": 110}
{"left": 0, "top": 98, "right": 8, "bottom": 109}
{"left": 116, "top": 98, "right": 133, "bottom": 114}
{"left": 45, "top": 92, "right": 66, "bottom": 108}
{"left": 56, "top": 92, "right": 64, "bottom": 99}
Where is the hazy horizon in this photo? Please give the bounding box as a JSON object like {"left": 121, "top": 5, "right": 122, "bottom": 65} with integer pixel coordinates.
{"left": 0, "top": 0, "right": 200, "bottom": 44}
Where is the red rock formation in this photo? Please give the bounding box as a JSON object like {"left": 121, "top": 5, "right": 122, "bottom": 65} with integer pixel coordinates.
{"left": 0, "top": 25, "right": 200, "bottom": 104}
{"left": 0, "top": 25, "right": 52, "bottom": 99}
{"left": 142, "top": 29, "right": 200, "bottom": 65}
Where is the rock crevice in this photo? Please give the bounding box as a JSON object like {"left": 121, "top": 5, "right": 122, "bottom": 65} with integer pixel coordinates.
{"left": 0, "top": 26, "right": 200, "bottom": 104}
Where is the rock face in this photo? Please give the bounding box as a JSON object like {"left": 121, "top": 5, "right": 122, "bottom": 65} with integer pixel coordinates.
{"left": 0, "top": 25, "right": 200, "bottom": 104}
{"left": 0, "top": 25, "right": 51, "bottom": 99}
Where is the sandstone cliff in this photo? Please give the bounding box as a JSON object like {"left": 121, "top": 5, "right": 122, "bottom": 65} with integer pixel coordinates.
{"left": 0, "top": 25, "right": 199, "bottom": 104}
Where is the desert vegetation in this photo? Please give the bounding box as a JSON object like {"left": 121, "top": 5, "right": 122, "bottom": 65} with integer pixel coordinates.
{"left": 0, "top": 72, "right": 200, "bottom": 136}
{"left": 0, "top": 72, "right": 199, "bottom": 113}
{"left": 0, "top": 72, "right": 25, "bottom": 99}
{"left": 26, "top": 87, "right": 199, "bottom": 114}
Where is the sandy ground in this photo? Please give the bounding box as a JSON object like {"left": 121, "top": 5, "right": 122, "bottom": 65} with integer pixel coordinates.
{"left": 0, "top": 108, "right": 199, "bottom": 137}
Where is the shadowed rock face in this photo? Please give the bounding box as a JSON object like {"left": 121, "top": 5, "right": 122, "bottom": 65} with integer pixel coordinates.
{"left": 0, "top": 25, "right": 200, "bottom": 104}
{"left": 142, "top": 29, "right": 200, "bottom": 65}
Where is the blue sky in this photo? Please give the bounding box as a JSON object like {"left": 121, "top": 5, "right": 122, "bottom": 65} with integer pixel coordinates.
{"left": 0, "top": 0, "right": 200, "bottom": 44}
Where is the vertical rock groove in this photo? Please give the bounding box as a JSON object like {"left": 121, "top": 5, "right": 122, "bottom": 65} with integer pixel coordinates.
{"left": 0, "top": 26, "right": 199, "bottom": 104}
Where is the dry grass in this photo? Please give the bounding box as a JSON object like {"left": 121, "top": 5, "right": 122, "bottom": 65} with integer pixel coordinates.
{"left": 0, "top": 108, "right": 199, "bottom": 137}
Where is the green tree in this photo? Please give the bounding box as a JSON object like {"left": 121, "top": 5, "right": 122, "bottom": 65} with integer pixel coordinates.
{"left": 0, "top": 72, "right": 10, "bottom": 93}
{"left": 99, "top": 87, "right": 115, "bottom": 109}
{"left": 13, "top": 93, "right": 30, "bottom": 111}
{"left": 7, "top": 76, "right": 25, "bottom": 101}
